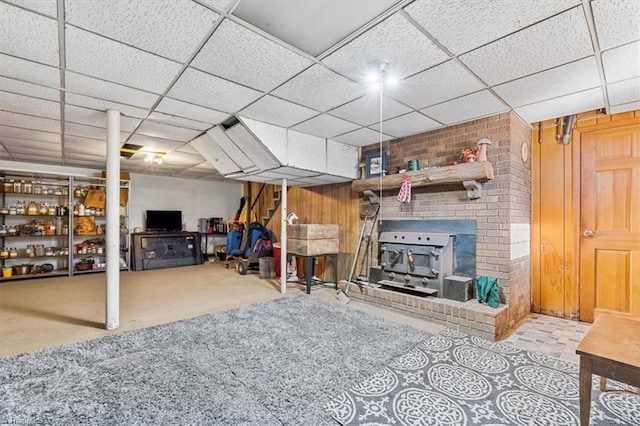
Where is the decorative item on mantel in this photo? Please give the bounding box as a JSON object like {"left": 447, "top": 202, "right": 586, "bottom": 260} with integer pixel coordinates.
{"left": 458, "top": 145, "right": 478, "bottom": 163}
{"left": 397, "top": 175, "right": 411, "bottom": 204}
{"left": 476, "top": 137, "right": 492, "bottom": 162}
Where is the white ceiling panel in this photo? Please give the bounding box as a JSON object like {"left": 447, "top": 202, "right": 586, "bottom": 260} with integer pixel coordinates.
{"left": 608, "top": 77, "right": 640, "bottom": 106}
{"left": 271, "top": 166, "right": 320, "bottom": 178}
{"left": 168, "top": 67, "right": 262, "bottom": 113}
{"left": 386, "top": 60, "right": 484, "bottom": 110}
{"left": 0, "top": 54, "right": 60, "bottom": 88}
{"left": 192, "top": 162, "right": 216, "bottom": 170}
{"left": 272, "top": 65, "right": 364, "bottom": 111}
{"left": 135, "top": 120, "right": 202, "bottom": 142}
{"left": 65, "top": 26, "right": 182, "bottom": 94}
{"left": 330, "top": 127, "right": 393, "bottom": 147}
{"left": 65, "top": 105, "right": 141, "bottom": 132}
{"left": 0, "top": 126, "right": 59, "bottom": 143}
{"left": 291, "top": 114, "right": 360, "bottom": 139}
{"left": 0, "top": 136, "right": 60, "bottom": 150}
{"left": 460, "top": 7, "right": 593, "bottom": 86}
{"left": 370, "top": 112, "right": 441, "bottom": 138}
{"left": 405, "top": 0, "right": 579, "bottom": 55}
{"left": 232, "top": 0, "right": 400, "bottom": 57}
{"left": 0, "top": 76, "right": 60, "bottom": 101}
{"left": 610, "top": 100, "right": 640, "bottom": 114}
{"left": 176, "top": 144, "right": 200, "bottom": 155}
{"left": 155, "top": 97, "right": 229, "bottom": 125}
{"left": 63, "top": 134, "right": 107, "bottom": 149}
{"left": 322, "top": 14, "right": 449, "bottom": 80}
{"left": 0, "top": 91, "right": 59, "bottom": 119}
{"left": 192, "top": 19, "right": 312, "bottom": 92}
{"left": 493, "top": 57, "right": 601, "bottom": 107}
{"left": 161, "top": 151, "right": 206, "bottom": 165}
{"left": 65, "top": 122, "right": 124, "bottom": 142}
{"left": 4, "top": 0, "right": 57, "bottom": 18}
{"left": 421, "top": 90, "right": 509, "bottom": 125}
{"left": 199, "top": 0, "right": 236, "bottom": 13}
{"left": 65, "top": 93, "right": 149, "bottom": 119}
{"left": 514, "top": 88, "right": 604, "bottom": 123}
{"left": 238, "top": 95, "right": 318, "bottom": 127}
{"left": 329, "top": 94, "right": 411, "bottom": 126}
{"left": 6, "top": 145, "right": 61, "bottom": 156}
{"left": 65, "top": 0, "right": 219, "bottom": 62}
{"left": 65, "top": 72, "right": 159, "bottom": 109}
{"left": 126, "top": 134, "right": 184, "bottom": 153}
{"left": 602, "top": 41, "right": 640, "bottom": 83}
{"left": 0, "top": 111, "right": 60, "bottom": 133}
{"left": 0, "top": 3, "right": 59, "bottom": 65}
{"left": 63, "top": 158, "right": 109, "bottom": 168}
{"left": 592, "top": 0, "right": 640, "bottom": 50}
{"left": 14, "top": 154, "right": 62, "bottom": 164}
{"left": 147, "top": 112, "right": 211, "bottom": 132}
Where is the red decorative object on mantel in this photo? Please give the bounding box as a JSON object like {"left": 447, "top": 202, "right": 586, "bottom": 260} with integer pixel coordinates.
{"left": 458, "top": 146, "right": 478, "bottom": 163}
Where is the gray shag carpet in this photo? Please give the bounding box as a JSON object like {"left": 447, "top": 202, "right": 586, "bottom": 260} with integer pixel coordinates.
{"left": 0, "top": 295, "right": 432, "bottom": 425}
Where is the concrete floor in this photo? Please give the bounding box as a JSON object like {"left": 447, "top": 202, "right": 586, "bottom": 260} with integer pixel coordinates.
{"left": 0, "top": 262, "right": 588, "bottom": 363}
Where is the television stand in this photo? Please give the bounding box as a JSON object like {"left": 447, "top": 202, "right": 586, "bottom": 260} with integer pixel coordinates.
{"left": 131, "top": 232, "right": 202, "bottom": 271}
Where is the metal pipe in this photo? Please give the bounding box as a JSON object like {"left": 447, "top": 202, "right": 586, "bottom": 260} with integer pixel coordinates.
{"left": 562, "top": 114, "right": 575, "bottom": 145}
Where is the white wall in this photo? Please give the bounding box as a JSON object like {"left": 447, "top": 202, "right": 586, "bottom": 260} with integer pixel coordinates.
{"left": 0, "top": 160, "right": 243, "bottom": 233}
{"left": 130, "top": 174, "right": 241, "bottom": 232}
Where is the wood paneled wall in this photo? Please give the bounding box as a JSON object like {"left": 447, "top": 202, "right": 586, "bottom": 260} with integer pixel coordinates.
{"left": 531, "top": 109, "right": 640, "bottom": 319}
{"left": 243, "top": 181, "right": 361, "bottom": 279}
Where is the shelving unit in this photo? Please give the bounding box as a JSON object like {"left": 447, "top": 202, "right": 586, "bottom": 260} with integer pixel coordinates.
{"left": 1, "top": 173, "right": 130, "bottom": 281}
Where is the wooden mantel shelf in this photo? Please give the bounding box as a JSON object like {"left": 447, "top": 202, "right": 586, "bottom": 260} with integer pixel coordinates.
{"left": 351, "top": 161, "right": 494, "bottom": 194}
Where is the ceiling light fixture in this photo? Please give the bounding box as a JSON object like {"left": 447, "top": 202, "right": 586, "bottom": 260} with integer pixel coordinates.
{"left": 144, "top": 153, "right": 163, "bottom": 165}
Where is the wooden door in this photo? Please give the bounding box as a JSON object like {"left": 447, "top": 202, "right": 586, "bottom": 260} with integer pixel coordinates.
{"left": 579, "top": 123, "right": 640, "bottom": 322}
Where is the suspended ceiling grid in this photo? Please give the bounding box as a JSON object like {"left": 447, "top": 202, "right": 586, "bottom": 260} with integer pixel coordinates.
{"left": 0, "top": 0, "right": 638, "bottom": 182}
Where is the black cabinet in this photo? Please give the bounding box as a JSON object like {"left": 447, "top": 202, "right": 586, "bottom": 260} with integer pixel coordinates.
{"left": 131, "top": 232, "right": 201, "bottom": 271}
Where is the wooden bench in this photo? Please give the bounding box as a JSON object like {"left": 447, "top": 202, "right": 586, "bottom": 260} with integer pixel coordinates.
{"left": 576, "top": 314, "right": 640, "bottom": 426}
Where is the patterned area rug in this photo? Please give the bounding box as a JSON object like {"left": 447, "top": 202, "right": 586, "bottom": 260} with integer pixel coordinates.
{"left": 326, "top": 329, "right": 640, "bottom": 426}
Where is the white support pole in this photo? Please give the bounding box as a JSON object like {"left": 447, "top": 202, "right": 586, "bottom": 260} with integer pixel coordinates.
{"left": 105, "top": 109, "right": 121, "bottom": 330}
{"left": 280, "top": 178, "right": 287, "bottom": 294}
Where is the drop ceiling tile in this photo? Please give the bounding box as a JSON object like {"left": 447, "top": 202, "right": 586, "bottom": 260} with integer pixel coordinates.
{"left": 0, "top": 3, "right": 58, "bottom": 65}
{"left": 0, "top": 111, "right": 60, "bottom": 133}
{"left": 147, "top": 112, "right": 211, "bottom": 132}
{"left": 192, "top": 162, "right": 216, "bottom": 170}
{"left": 514, "top": 87, "right": 604, "bottom": 123}
{"left": 405, "top": 0, "right": 578, "bottom": 55}
{"left": 65, "top": 72, "right": 159, "bottom": 109}
{"left": 136, "top": 120, "right": 202, "bottom": 142}
{"left": 65, "top": 122, "right": 130, "bottom": 142}
{"left": 65, "top": 105, "right": 141, "bottom": 132}
{"left": 602, "top": 41, "right": 640, "bottom": 83}
{"left": 65, "top": 26, "right": 182, "bottom": 94}
{"left": 0, "top": 126, "right": 59, "bottom": 143}
{"left": 420, "top": 90, "right": 509, "bottom": 125}
{"left": 168, "top": 68, "right": 262, "bottom": 113}
{"left": 330, "top": 127, "right": 393, "bottom": 147}
{"left": 460, "top": 7, "right": 593, "bottom": 86}
{"left": 0, "top": 76, "right": 60, "bottom": 101}
{"left": 63, "top": 135, "right": 107, "bottom": 149}
{"left": 0, "top": 54, "right": 60, "bottom": 88}
{"left": 155, "top": 97, "right": 230, "bottom": 125}
{"left": 238, "top": 95, "right": 318, "bottom": 127}
{"left": 65, "top": 0, "right": 219, "bottom": 62}
{"left": 291, "top": 114, "right": 360, "bottom": 139}
{"left": 608, "top": 77, "right": 640, "bottom": 106}
{"left": 14, "top": 154, "right": 62, "bottom": 163}
{"left": 387, "top": 60, "right": 484, "bottom": 109}
{"left": 162, "top": 151, "right": 206, "bottom": 165}
{"left": 592, "top": 0, "right": 640, "bottom": 50}
{"left": 272, "top": 65, "right": 364, "bottom": 111}
{"left": 322, "top": 14, "right": 449, "bottom": 81}
{"left": 192, "top": 19, "right": 312, "bottom": 92}
{"left": 610, "top": 100, "right": 640, "bottom": 114}
{"left": 493, "top": 57, "right": 601, "bottom": 107}
{"left": 63, "top": 152, "right": 104, "bottom": 161}
{"left": 370, "top": 112, "right": 442, "bottom": 138}
{"left": 199, "top": 0, "right": 235, "bottom": 12}
{"left": 0, "top": 136, "right": 60, "bottom": 150}
{"left": 0, "top": 91, "right": 59, "bottom": 119}
{"left": 127, "top": 134, "right": 184, "bottom": 153}
{"left": 65, "top": 93, "right": 149, "bottom": 119}
{"left": 271, "top": 167, "right": 320, "bottom": 178}
{"left": 4, "top": 0, "right": 58, "bottom": 17}
{"left": 63, "top": 159, "right": 107, "bottom": 169}
{"left": 7, "top": 145, "right": 61, "bottom": 156}
{"left": 328, "top": 94, "right": 411, "bottom": 126}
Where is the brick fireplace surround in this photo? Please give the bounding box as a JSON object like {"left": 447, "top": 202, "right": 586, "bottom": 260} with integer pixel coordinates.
{"left": 349, "top": 111, "right": 532, "bottom": 341}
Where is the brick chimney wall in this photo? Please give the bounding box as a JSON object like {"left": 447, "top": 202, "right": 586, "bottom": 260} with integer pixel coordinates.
{"left": 361, "top": 111, "right": 532, "bottom": 333}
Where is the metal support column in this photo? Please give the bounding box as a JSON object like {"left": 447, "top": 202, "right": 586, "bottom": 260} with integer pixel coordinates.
{"left": 106, "top": 109, "right": 121, "bottom": 330}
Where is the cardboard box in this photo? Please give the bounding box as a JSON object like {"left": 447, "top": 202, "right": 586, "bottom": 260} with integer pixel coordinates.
{"left": 287, "top": 224, "right": 339, "bottom": 256}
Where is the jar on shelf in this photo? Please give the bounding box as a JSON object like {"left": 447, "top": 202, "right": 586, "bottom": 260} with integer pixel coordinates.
{"left": 7, "top": 225, "right": 17, "bottom": 236}
{"left": 23, "top": 181, "right": 33, "bottom": 194}
{"left": 27, "top": 201, "right": 38, "bottom": 215}
{"left": 35, "top": 244, "right": 45, "bottom": 257}
{"left": 0, "top": 247, "right": 8, "bottom": 258}
{"left": 62, "top": 224, "right": 69, "bottom": 235}
{"left": 8, "top": 206, "right": 17, "bottom": 215}
{"left": 0, "top": 225, "right": 6, "bottom": 235}
{"left": 0, "top": 206, "right": 7, "bottom": 214}
{"left": 2, "top": 180, "right": 13, "bottom": 193}
{"left": 16, "top": 200, "right": 26, "bottom": 215}
{"left": 39, "top": 202, "right": 48, "bottom": 215}
{"left": 47, "top": 205, "right": 57, "bottom": 215}
{"left": 33, "top": 183, "right": 42, "bottom": 195}
{"left": 13, "top": 180, "right": 22, "bottom": 193}
{"left": 9, "top": 247, "right": 18, "bottom": 258}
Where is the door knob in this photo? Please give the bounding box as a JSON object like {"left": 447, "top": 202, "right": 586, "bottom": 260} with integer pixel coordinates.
{"left": 583, "top": 230, "right": 595, "bottom": 237}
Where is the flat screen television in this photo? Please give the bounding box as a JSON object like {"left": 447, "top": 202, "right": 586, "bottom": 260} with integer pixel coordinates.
{"left": 145, "top": 210, "right": 182, "bottom": 232}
